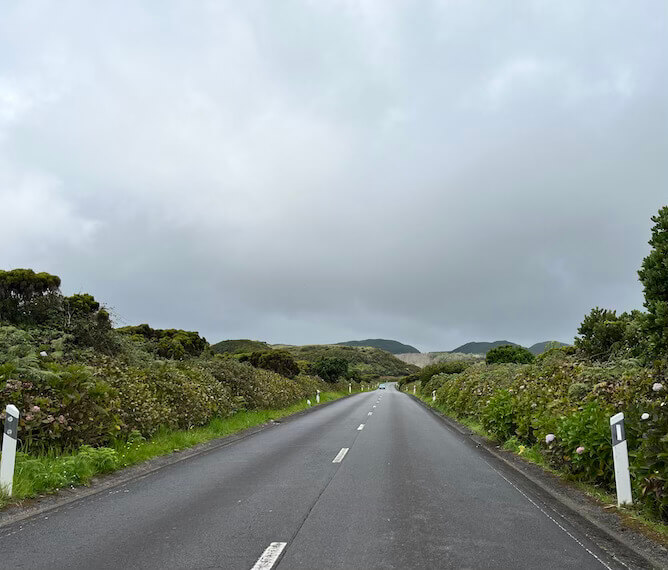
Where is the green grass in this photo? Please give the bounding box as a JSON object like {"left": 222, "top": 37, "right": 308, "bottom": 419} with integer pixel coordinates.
{"left": 0, "top": 390, "right": 350, "bottom": 509}
{"left": 405, "top": 385, "right": 668, "bottom": 543}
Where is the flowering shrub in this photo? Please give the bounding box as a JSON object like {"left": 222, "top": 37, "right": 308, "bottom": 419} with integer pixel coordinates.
{"left": 0, "top": 354, "right": 332, "bottom": 451}
{"left": 407, "top": 349, "right": 668, "bottom": 522}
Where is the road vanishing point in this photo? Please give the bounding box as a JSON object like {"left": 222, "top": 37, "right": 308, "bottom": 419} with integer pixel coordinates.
{"left": 0, "top": 385, "right": 647, "bottom": 569}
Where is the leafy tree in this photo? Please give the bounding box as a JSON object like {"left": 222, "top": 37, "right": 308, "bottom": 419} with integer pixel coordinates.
{"left": 0, "top": 269, "right": 62, "bottom": 325}
{"left": 574, "top": 308, "right": 644, "bottom": 361}
{"left": 486, "top": 344, "right": 535, "bottom": 365}
{"left": 64, "top": 293, "right": 116, "bottom": 353}
{"left": 638, "top": 206, "right": 668, "bottom": 356}
{"left": 310, "top": 357, "right": 348, "bottom": 383}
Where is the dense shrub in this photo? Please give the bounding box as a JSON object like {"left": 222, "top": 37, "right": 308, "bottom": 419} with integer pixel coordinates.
{"left": 118, "top": 324, "right": 208, "bottom": 359}
{"left": 248, "top": 350, "right": 299, "bottom": 378}
{"left": 397, "top": 372, "right": 419, "bottom": 388}
{"left": 481, "top": 390, "right": 516, "bottom": 441}
{"left": 421, "top": 353, "right": 668, "bottom": 522}
{"left": 0, "top": 362, "right": 122, "bottom": 452}
{"left": 574, "top": 308, "right": 643, "bottom": 361}
{"left": 0, "top": 269, "right": 62, "bottom": 326}
{"left": 419, "top": 361, "right": 472, "bottom": 386}
{"left": 486, "top": 344, "right": 535, "bottom": 365}
{"left": 638, "top": 205, "right": 668, "bottom": 357}
{"left": 310, "top": 357, "right": 349, "bottom": 383}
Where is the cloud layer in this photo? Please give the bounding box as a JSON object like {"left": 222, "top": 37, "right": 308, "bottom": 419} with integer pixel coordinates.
{"left": 1, "top": 1, "right": 666, "bottom": 351}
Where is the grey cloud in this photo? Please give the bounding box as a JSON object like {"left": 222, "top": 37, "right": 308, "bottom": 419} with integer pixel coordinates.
{"left": 1, "top": 1, "right": 666, "bottom": 351}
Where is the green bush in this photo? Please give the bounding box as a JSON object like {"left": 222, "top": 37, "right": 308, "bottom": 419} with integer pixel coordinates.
{"left": 1, "top": 363, "right": 122, "bottom": 452}
{"left": 631, "top": 400, "right": 668, "bottom": 520}
{"left": 486, "top": 345, "right": 535, "bottom": 364}
{"left": 546, "top": 403, "right": 613, "bottom": 486}
{"left": 638, "top": 205, "right": 668, "bottom": 356}
{"left": 117, "top": 325, "right": 207, "bottom": 359}
{"left": 310, "top": 357, "right": 349, "bottom": 383}
{"left": 427, "top": 354, "right": 667, "bottom": 522}
{"left": 248, "top": 350, "right": 299, "bottom": 378}
{"left": 0, "top": 269, "right": 62, "bottom": 326}
{"left": 574, "top": 308, "right": 643, "bottom": 361}
{"left": 481, "top": 390, "right": 516, "bottom": 441}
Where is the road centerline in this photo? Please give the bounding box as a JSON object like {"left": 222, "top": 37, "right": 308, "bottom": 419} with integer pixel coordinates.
{"left": 251, "top": 541, "right": 287, "bottom": 570}
{"left": 332, "top": 448, "right": 349, "bottom": 463}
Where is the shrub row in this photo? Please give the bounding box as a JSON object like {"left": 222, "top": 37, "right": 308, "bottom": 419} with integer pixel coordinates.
{"left": 0, "top": 355, "right": 333, "bottom": 453}
{"left": 406, "top": 349, "right": 668, "bottom": 522}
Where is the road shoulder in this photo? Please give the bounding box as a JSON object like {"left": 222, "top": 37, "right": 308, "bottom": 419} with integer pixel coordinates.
{"left": 0, "top": 392, "right": 360, "bottom": 530}
{"left": 406, "top": 392, "right": 668, "bottom": 569}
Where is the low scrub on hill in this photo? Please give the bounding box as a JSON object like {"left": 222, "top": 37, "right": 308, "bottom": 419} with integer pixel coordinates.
{"left": 210, "top": 339, "right": 272, "bottom": 355}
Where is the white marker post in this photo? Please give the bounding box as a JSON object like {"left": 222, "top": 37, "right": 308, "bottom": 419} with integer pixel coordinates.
{"left": 610, "top": 412, "right": 632, "bottom": 506}
{"left": 316, "top": 390, "right": 320, "bottom": 404}
{"left": 432, "top": 390, "right": 436, "bottom": 402}
{"left": 349, "top": 383, "right": 351, "bottom": 394}
{"left": 413, "top": 385, "right": 416, "bottom": 395}
{"left": 0, "top": 405, "right": 20, "bottom": 496}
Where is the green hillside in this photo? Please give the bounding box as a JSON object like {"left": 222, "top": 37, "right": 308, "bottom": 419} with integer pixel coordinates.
{"left": 449, "top": 340, "right": 519, "bottom": 354}
{"left": 211, "top": 339, "right": 272, "bottom": 354}
{"left": 528, "top": 341, "right": 569, "bottom": 355}
{"left": 285, "top": 344, "right": 419, "bottom": 377}
{"left": 336, "top": 338, "right": 420, "bottom": 354}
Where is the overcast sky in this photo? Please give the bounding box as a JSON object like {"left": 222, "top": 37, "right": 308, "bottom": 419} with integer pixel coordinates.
{"left": 1, "top": 1, "right": 666, "bottom": 352}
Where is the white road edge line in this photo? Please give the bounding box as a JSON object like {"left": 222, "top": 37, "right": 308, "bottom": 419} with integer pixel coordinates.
{"left": 487, "top": 464, "right": 617, "bottom": 570}
{"left": 250, "top": 541, "right": 287, "bottom": 570}
{"left": 332, "top": 448, "right": 349, "bottom": 463}
{"left": 357, "top": 424, "right": 365, "bottom": 430}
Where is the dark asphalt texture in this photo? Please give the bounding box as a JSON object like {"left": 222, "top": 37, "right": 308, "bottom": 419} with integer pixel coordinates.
{"left": 0, "top": 385, "right": 633, "bottom": 569}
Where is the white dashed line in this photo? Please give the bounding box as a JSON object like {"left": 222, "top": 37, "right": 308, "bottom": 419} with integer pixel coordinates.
{"left": 368, "top": 412, "right": 373, "bottom": 416}
{"left": 332, "top": 448, "right": 349, "bottom": 463}
{"left": 357, "top": 424, "right": 365, "bottom": 430}
{"left": 250, "top": 542, "right": 287, "bottom": 570}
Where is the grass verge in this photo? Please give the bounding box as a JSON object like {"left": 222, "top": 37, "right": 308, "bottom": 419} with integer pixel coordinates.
{"left": 0, "top": 390, "right": 350, "bottom": 510}
{"left": 405, "top": 385, "right": 668, "bottom": 545}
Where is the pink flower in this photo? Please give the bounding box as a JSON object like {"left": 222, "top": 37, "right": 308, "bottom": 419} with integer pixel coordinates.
{"left": 545, "top": 434, "right": 556, "bottom": 444}
{"left": 576, "top": 446, "right": 585, "bottom": 455}
{"left": 31, "top": 405, "right": 40, "bottom": 412}
{"left": 25, "top": 414, "right": 33, "bottom": 421}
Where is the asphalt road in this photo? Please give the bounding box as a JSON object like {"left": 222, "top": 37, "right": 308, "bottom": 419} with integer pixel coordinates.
{"left": 0, "top": 385, "right": 639, "bottom": 569}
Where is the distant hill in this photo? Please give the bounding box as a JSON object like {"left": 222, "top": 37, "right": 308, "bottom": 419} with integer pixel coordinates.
{"left": 336, "top": 339, "right": 420, "bottom": 354}
{"left": 284, "top": 344, "right": 419, "bottom": 377}
{"left": 450, "top": 341, "right": 519, "bottom": 354}
{"left": 211, "top": 339, "right": 272, "bottom": 354}
{"left": 447, "top": 340, "right": 569, "bottom": 356}
{"left": 528, "top": 341, "right": 569, "bottom": 355}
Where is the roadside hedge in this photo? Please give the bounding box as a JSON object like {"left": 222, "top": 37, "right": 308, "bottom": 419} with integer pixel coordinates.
{"left": 407, "top": 349, "right": 668, "bottom": 522}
